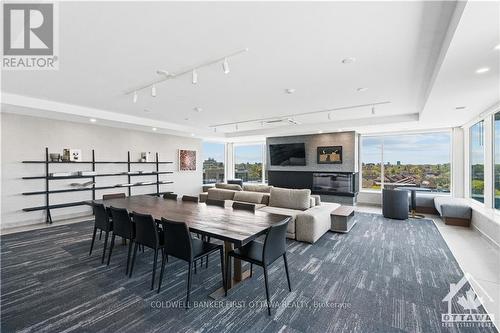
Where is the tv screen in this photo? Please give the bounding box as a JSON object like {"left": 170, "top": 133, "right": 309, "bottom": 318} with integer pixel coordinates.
{"left": 269, "top": 143, "right": 306, "bottom": 166}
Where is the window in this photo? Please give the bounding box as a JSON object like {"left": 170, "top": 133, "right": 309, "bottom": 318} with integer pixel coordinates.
{"left": 361, "top": 132, "right": 451, "bottom": 192}
{"left": 234, "top": 144, "right": 264, "bottom": 183}
{"left": 202, "top": 142, "right": 225, "bottom": 184}
{"left": 470, "top": 121, "right": 485, "bottom": 203}
{"left": 495, "top": 113, "right": 500, "bottom": 209}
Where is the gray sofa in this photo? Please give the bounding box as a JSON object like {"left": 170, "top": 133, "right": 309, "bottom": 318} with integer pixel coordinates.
{"left": 199, "top": 184, "right": 340, "bottom": 243}
{"left": 434, "top": 196, "right": 472, "bottom": 227}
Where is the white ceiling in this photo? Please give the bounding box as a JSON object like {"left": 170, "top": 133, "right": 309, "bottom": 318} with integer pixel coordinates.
{"left": 1, "top": 1, "right": 499, "bottom": 140}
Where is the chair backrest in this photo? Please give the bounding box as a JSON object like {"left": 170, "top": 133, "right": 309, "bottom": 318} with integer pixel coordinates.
{"left": 232, "top": 201, "right": 256, "bottom": 212}
{"left": 206, "top": 198, "right": 225, "bottom": 207}
{"left": 382, "top": 189, "right": 409, "bottom": 220}
{"left": 161, "top": 219, "right": 192, "bottom": 262}
{"left": 131, "top": 211, "right": 159, "bottom": 248}
{"left": 109, "top": 206, "right": 133, "bottom": 239}
{"left": 182, "top": 195, "right": 199, "bottom": 203}
{"left": 163, "top": 193, "right": 178, "bottom": 200}
{"left": 262, "top": 217, "right": 291, "bottom": 264}
{"left": 93, "top": 203, "right": 111, "bottom": 231}
{"left": 103, "top": 193, "right": 126, "bottom": 200}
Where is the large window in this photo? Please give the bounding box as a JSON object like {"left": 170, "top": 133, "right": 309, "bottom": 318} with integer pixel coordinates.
{"left": 470, "top": 121, "right": 485, "bottom": 203}
{"left": 361, "top": 132, "right": 451, "bottom": 192}
{"left": 495, "top": 113, "right": 500, "bottom": 209}
{"left": 202, "top": 142, "right": 225, "bottom": 184}
{"left": 234, "top": 144, "right": 264, "bottom": 183}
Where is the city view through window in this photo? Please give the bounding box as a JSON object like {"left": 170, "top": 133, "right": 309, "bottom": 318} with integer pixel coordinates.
{"left": 234, "top": 144, "right": 264, "bottom": 183}
{"left": 361, "top": 133, "right": 451, "bottom": 192}
{"left": 202, "top": 142, "right": 225, "bottom": 184}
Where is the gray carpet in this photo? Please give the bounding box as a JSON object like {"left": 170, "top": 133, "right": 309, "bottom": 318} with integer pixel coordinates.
{"left": 1, "top": 213, "right": 497, "bottom": 333}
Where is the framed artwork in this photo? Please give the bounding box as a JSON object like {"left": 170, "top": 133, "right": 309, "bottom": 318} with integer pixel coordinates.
{"left": 69, "top": 149, "right": 82, "bottom": 162}
{"left": 179, "top": 149, "right": 197, "bottom": 171}
{"left": 317, "top": 146, "right": 342, "bottom": 164}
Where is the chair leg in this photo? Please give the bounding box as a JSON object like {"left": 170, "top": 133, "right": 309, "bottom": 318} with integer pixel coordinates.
{"left": 107, "top": 234, "right": 116, "bottom": 266}
{"left": 129, "top": 243, "right": 139, "bottom": 278}
{"left": 101, "top": 231, "right": 109, "bottom": 264}
{"left": 99, "top": 230, "right": 102, "bottom": 240}
{"left": 194, "top": 260, "right": 197, "bottom": 274}
{"left": 206, "top": 255, "right": 209, "bottom": 268}
{"left": 186, "top": 262, "right": 193, "bottom": 309}
{"left": 157, "top": 252, "right": 167, "bottom": 293}
{"left": 89, "top": 226, "right": 97, "bottom": 256}
{"left": 263, "top": 266, "right": 271, "bottom": 316}
{"left": 219, "top": 248, "right": 225, "bottom": 290}
{"left": 151, "top": 249, "right": 158, "bottom": 290}
{"left": 283, "top": 253, "right": 292, "bottom": 292}
{"left": 250, "top": 263, "right": 253, "bottom": 278}
{"left": 126, "top": 240, "right": 133, "bottom": 275}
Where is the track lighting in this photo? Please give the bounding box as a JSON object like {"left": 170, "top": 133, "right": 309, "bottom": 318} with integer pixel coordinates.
{"left": 192, "top": 69, "right": 198, "bottom": 84}
{"left": 371, "top": 106, "right": 375, "bottom": 115}
{"left": 235, "top": 123, "right": 239, "bottom": 131}
{"left": 133, "top": 91, "right": 138, "bottom": 103}
{"left": 328, "top": 113, "right": 331, "bottom": 120}
{"left": 222, "top": 58, "right": 230, "bottom": 74}
{"left": 214, "top": 127, "right": 217, "bottom": 133}
{"left": 151, "top": 85, "right": 156, "bottom": 97}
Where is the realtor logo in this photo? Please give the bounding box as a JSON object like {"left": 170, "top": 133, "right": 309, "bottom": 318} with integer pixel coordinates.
{"left": 2, "top": 2, "right": 58, "bottom": 70}
{"left": 442, "top": 273, "right": 495, "bottom": 328}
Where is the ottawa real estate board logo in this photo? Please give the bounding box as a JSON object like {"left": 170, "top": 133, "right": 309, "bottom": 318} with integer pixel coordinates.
{"left": 2, "top": 2, "right": 59, "bottom": 70}
{"left": 442, "top": 273, "right": 495, "bottom": 328}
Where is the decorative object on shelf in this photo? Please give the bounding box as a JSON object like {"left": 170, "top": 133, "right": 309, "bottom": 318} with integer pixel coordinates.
{"left": 317, "top": 146, "right": 343, "bottom": 164}
{"left": 78, "top": 171, "right": 97, "bottom": 176}
{"left": 49, "top": 153, "right": 61, "bottom": 162}
{"left": 140, "top": 152, "right": 153, "bottom": 162}
{"left": 179, "top": 149, "right": 196, "bottom": 171}
{"left": 69, "top": 181, "right": 95, "bottom": 188}
{"left": 49, "top": 172, "right": 73, "bottom": 177}
{"left": 70, "top": 149, "right": 82, "bottom": 162}
{"left": 62, "top": 149, "right": 70, "bottom": 161}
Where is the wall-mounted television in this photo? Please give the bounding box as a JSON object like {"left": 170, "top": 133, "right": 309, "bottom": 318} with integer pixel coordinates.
{"left": 269, "top": 143, "right": 306, "bottom": 166}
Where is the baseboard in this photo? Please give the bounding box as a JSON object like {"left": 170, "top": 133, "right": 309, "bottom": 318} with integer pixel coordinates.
{"left": 1, "top": 213, "right": 93, "bottom": 235}
{"left": 472, "top": 224, "right": 500, "bottom": 249}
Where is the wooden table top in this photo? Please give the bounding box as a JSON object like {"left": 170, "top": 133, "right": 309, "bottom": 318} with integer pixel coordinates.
{"left": 86, "top": 195, "right": 289, "bottom": 246}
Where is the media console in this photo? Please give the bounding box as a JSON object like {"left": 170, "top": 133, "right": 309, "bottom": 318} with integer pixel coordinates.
{"left": 267, "top": 170, "right": 358, "bottom": 204}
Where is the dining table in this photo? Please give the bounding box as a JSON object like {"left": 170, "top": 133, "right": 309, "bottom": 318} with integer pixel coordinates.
{"left": 85, "top": 194, "right": 289, "bottom": 298}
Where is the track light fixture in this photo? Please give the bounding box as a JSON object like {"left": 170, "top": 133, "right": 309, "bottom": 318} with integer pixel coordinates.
{"left": 133, "top": 91, "right": 138, "bottom": 103}
{"left": 371, "top": 106, "right": 375, "bottom": 115}
{"left": 222, "top": 58, "right": 230, "bottom": 74}
{"left": 192, "top": 69, "right": 198, "bottom": 84}
{"left": 151, "top": 85, "right": 156, "bottom": 97}
{"left": 328, "top": 113, "right": 331, "bottom": 120}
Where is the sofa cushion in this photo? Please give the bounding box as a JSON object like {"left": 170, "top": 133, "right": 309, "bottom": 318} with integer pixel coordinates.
{"left": 207, "top": 188, "right": 236, "bottom": 201}
{"left": 309, "top": 197, "right": 315, "bottom": 208}
{"left": 311, "top": 194, "right": 321, "bottom": 206}
{"left": 242, "top": 184, "right": 273, "bottom": 193}
{"left": 199, "top": 192, "right": 208, "bottom": 203}
{"left": 295, "top": 202, "right": 340, "bottom": 243}
{"left": 269, "top": 187, "right": 311, "bottom": 210}
{"left": 233, "top": 191, "right": 265, "bottom": 204}
{"left": 262, "top": 193, "right": 270, "bottom": 205}
{"left": 215, "top": 183, "right": 243, "bottom": 191}
{"left": 258, "top": 206, "right": 300, "bottom": 236}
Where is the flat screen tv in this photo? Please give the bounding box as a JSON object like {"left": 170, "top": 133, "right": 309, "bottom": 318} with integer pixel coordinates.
{"left": 269, "top": 143, "right": 306, "bottom": 166}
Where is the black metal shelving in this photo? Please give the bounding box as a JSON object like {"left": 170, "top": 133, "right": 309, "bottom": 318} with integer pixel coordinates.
{"left": 22, "top": 148, "right": 174, "bottom": 224}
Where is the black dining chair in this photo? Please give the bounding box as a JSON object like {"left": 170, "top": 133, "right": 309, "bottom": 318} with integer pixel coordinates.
{"left": 107, "top": 207, "right": 135, "bottom": 274}
{"left": 129, "top": 212, "right": 166, "bottom": 290}
{"left": 157, "top": 219, "right": 225, "bottom": 309}
{"left": 232, "top": 202, "right": 256, "bottom": 212}
{"left": 182, "top": 195, "right": 199, "bottom": 203}
{"left": 224, "top": 217, "right": 292, "bottom": 315}
{"left": 163, "top": 193, "right": 178, "bottom": 200}
{"left": 206, "top": 198, "right": 225, "bottom": 207}
{"left": 100, "top": 193, "right": 126, "bottom": 240}
{"left": 89, "top": 203, "right": 112, "bottom": 264}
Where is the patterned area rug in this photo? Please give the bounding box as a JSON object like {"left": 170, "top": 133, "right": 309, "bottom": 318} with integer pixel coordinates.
{"left": 1, "top": 212, "right": 497, "bottom": 333}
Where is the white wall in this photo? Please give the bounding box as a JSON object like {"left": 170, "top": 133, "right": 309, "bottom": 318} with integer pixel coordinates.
{"left": 1, "top": 113, "right": 202, "bottom": 229}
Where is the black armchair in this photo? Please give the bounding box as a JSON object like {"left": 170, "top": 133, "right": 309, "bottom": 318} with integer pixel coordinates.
{"left": 89, "top": 203, "right": 112, "bottom": 264}
{"left": 382, "top": 189, "right": 409, "bottom": 220}
{"left": 108, "top": 207, "right": 134, "bottom": 274}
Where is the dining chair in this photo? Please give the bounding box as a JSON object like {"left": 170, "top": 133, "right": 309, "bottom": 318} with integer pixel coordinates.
{"left": 157, "top": 219, "right": 225, "bottom": 309}
{"left": 100, "top": 193, "right": 126, "bottom": 240}
{"left": 108, "top": 207, "right": 135, "bottom": 274}
{"left": 232, "top": 202, "right": 256, "bottom": 212}
{"left": 224, "top": 217, "right": 292, "bottom": 315}
{"left": 182, "top": 195, "right": 199, "bottom": 203}
{"left": 129, "top": 212, "right": 165, "bottom": 290}
{"left": 89, "top": 203, "right": 112, "bottom": 264}
{"left": 163, "top": 193, "right": 178, "bottom": 200}
{"left": 205, "top": 198, "right": 225, "bottom": 207}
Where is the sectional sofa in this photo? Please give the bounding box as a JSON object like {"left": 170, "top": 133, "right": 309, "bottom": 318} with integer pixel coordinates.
{"left": 199, "top": 183, "right": 340, "bottom": 243}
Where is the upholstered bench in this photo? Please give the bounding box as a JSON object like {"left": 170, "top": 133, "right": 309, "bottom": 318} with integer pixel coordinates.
{"left": 434, "top": 197, "right": 471, "bottom": 227}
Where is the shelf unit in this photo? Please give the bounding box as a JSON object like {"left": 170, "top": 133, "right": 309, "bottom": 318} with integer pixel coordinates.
{"left": 22, "top": 148, "right": 174, "bottom": 224}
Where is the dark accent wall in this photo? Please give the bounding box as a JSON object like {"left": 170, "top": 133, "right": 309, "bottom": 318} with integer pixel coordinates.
{"left": 266, "top": 131, "right": 358, "bottom": 172}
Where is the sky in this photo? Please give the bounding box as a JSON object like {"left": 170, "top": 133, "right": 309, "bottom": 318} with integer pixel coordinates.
{"left": 203, "top": 142, "right": 263, "bottom": 164}
{"left": 362, "top": 133, "right": 451, "bottom": 164}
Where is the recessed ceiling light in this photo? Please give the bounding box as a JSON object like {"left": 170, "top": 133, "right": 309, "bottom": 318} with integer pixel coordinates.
{"left": 184, "top": 117, "right": 190, "bottom": 121}
{"left": 318, "top": 130, "right": 323, "bottom": 134}
{"left": 89, "top": 118, "right": 97, "bottom": 123}
{"left": 285, "top": 88, "right": 296, "bottom": 94}
{"left": 455, "top": 106, "right": 466, "bottom": 110}
{"left": 152, "top": 127, "right": 157, "bottom": 131}
{"left": 194, "top": 107, "right": 202, "bottom": 112}
{"left": 495, "top": 44, "right": 500, "bottom": 50}
{"left": 357, "top": 87, "right": 368, "bottom": 92}
{"left": 342, "top": 57, "right": 356, "bottom": 64}
{"left": 475, "top": 67, "right": 490, "bottom": 74}
{"left": 191, "top": 133, "right": 195, "bottom": 137}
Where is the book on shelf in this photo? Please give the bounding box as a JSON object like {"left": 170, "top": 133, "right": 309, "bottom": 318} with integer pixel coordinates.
{"left": 69, "top": 181, "right": 95, "bottom": 188}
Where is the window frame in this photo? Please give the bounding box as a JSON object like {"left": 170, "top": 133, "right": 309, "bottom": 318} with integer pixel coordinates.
{"left": 232, "top": 141, "right": 266, "bottom": 184}
{"left": 201, "top": 141, "right": 227, "bottom": 184}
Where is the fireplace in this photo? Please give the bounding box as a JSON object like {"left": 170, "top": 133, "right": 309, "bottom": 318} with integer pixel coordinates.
{"left": 312, "top": 172, "right": 357, "bottom": 195}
